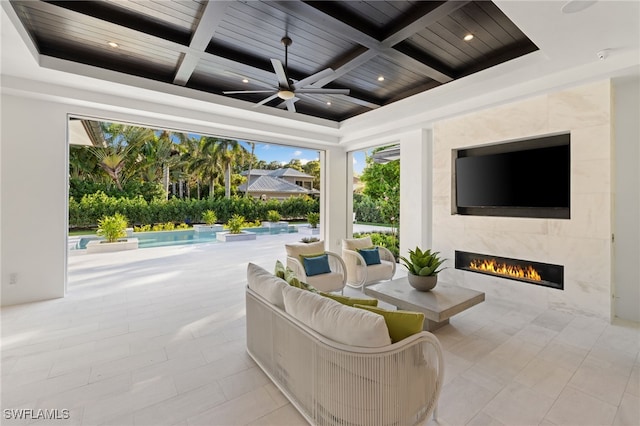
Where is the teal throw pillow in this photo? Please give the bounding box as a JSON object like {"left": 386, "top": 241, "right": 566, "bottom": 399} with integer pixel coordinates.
{"left": 358, "top": 247, "right": 381, "bottom": 265}
{"left": 301, "top": 254, "right": 331, "bottom": 276}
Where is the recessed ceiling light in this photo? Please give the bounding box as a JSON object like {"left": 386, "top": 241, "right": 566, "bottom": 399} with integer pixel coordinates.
{"left": 463, "top": 34, "right": 474, "bottom": 41}
{"left": 242, "top": 78, "right": 249, "bottom": 83}
{"left": 377, "top": 76, "right": 384, "bottom": 82}
{"left": 107, "top": 41, "right": 119, "bottom": 48}
{"left": 326, "top": 101, "right": 331, "bottom": 106}
{"left": 561, "top": 0, "right": 597, "bottom": 14}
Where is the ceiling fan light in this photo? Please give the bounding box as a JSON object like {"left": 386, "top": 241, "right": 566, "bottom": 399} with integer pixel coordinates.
{"left": 277, "top": 90, "right": 295, "bottom": 100}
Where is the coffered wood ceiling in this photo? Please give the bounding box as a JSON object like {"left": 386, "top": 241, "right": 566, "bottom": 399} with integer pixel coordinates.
{"left": 10, "top": 0, "right": 538, "bottom": 122}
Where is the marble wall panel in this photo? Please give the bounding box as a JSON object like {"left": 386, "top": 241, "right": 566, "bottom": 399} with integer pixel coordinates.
{"left": 431, "top": 80, "right": 613, "bottom": 319}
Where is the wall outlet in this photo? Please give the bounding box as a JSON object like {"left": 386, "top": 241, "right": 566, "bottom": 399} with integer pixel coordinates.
{"left": 9, "top": 273, "right": 18, "bottom": 285}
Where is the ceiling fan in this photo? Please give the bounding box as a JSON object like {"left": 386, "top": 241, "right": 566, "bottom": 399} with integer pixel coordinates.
{"left": 222, "top": 36, "right": 350, "bottom": 112}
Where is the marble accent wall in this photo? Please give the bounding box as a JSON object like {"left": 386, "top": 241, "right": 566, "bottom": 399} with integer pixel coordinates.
{"left": 433, "top": 80, "right": 613, "bottom": 319}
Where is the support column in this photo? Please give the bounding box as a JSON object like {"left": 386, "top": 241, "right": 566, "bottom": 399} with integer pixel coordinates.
{"left": 321, "top": 146, "right": 348, "bottom": 254}
{"left": 399, "top": 129, "right": 432, "bottom": 257}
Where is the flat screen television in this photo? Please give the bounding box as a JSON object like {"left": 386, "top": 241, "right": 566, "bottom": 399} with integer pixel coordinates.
{"left": 454, "top": 134, "right": 570, "bottom": 219}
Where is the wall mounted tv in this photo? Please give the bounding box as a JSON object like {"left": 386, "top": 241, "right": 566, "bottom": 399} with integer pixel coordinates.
{"left": 453, "top": 134, "right": 570, "bottom": 219}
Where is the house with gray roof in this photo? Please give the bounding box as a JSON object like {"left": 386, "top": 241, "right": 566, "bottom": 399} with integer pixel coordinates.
{"left": 238, "top": 168, "right": 318, "bottom": 200}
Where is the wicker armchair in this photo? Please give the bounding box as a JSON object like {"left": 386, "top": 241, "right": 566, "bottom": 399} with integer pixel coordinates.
{"left": 342, "top": 236, "right": 397, "bottom": 290}
{"left": 285, "top": 240, "right": 347, "bottom": 293}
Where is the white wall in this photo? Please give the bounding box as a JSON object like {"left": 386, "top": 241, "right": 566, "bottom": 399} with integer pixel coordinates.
{"left": 432, "top": 80, "right": 615, "bottom": 320}
{"left": 1, "top": 95, "right": 68, "bottom": 305}
{"left": 613, "top": 76, "right": 640, "bottom": 322}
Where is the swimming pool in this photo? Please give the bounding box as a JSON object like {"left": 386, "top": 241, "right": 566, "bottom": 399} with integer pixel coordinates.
{"left": 73, "top": 226, "right": 299, "bottom": 250}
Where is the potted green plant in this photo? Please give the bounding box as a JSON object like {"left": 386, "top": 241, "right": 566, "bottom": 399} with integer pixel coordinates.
{"left": 300, "top": 212, "right": 320, "bottom": 235}
{"left": 87, "top": 213, "right": 139, "bottom": 253}
{"left": 262, "top": 210, "right": 288, "bottom": 230}
{"left": 194, "top": 209, "right": 223, "bottom": 233}
{"left": 307, "top": 212, "right": 320, "bottom": 228}
{"left": 217, "top": 214, "right": 256, "bottom": 242}
{"left": 400, "top": 247, "right": 447, "bottom": 291}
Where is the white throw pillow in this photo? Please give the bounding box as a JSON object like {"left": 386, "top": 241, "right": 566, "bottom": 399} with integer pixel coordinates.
{"left": 282, "top": 285, "right": 391, "bottom": 348}
{"left": 246, "top": 262, "right": 288, "bottom": 309}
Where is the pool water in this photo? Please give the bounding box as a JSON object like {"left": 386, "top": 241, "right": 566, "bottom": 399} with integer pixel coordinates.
{"left": 73, "top": 226, "right": 298, "bottom": 250}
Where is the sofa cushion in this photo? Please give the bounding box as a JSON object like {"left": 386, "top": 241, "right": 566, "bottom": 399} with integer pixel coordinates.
{"left": 282, "top": 285, "right": 391, "bottom": 348}
{"left": 354, "top": 304, "right": 425, "bottom": 343}
{"left": 342, "top": 236, "right": 373, "bottom": 251}
{"left": 357, "top": 247, "right": 381, "bottom": 265}
{"left": 301, "top": 253, "right": 332, "bottom": 276}
{"left": 319, "top": 292, "right": 378, "bottom": 307}
{"left": 285, "top": 241, "right": 325, "bottom": 258}
{"left": 247, "top": 263, "right": 288, "bottom": 309}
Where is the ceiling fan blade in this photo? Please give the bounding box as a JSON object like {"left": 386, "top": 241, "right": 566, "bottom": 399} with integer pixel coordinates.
{"left": 294, "top": 68, "right": 335, "bottom": 88}
{"left": 222, "top": 90, "right": 276, "bottom": 94}
{"left": 284, "top": 98, "right": 297, "bottom": 112}
{"left": 294, "top": 88, "right": 350, "bottom": 95}
{"left": 271, "top": 59, "right": 290, "bottom": 89}
{"left": 253, "top": 94, "right": 279, "bottom": 107}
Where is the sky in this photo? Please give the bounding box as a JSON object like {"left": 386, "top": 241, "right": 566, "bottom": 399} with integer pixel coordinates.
{"left": 237, "top": 140, "right": 368, "bottom": 175}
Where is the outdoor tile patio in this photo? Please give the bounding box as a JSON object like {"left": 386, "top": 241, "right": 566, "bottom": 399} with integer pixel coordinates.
{"left": 1, "top": 233, "right": 639, "bottom": 425}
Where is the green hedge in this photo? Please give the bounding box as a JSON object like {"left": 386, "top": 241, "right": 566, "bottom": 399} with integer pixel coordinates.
{"left": 69, "top": 191, "right": 319, "bottom": 228}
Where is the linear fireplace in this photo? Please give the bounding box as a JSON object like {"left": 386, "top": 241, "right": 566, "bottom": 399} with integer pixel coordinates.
{"left": 455, "top": 251, "right": 564, "bottom": 290}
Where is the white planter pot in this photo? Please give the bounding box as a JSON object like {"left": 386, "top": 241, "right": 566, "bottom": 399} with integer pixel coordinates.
{"left": 193, "top": 224, "right": 224, "bottom": 232}
{"left": 261, "top": 221, "right": 289, "bottom": 228}
{"left": 86, "top": 238, "right": 139, "bottom": 253}
{"left": 299, "top": 226, "right": 320, "bottom": 235}
{"left": 216, "top": 231, "right": 257, "bottom": 242}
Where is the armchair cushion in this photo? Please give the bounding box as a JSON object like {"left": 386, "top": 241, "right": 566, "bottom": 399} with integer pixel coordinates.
{"left": 354, "top": 304, "right": 425, "bottom": 343}
{"left": 301, "top": 254, "right": 332, "bottom": 276}
{"left": 285, "top": 241, "right": 325, "bottom": 258}
{"left": 305, "top": 272, "right": 344, "bottom": 292}
{"left": 357, "top": 247, "right": 381, "bottom": 265}
{"left": 343, "top": 236, "right": 373, "bottom": 251}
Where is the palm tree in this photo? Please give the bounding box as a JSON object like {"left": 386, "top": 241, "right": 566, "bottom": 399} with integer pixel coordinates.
{"left": 207, "top": 138, "right": 248, "bottom": 198}
{"left": 186, "top": 136, "right": 223, "bottom": 199}
{"left": 245, "top": 141, "right": 256, "bottom": 198}
{"left": 89, "top": 123, "right": 152, "bottom": 190}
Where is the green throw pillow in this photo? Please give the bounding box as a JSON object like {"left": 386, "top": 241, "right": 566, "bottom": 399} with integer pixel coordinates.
{"left": 354, "top": 304, "right": 425, "bottom": 343}
{"left": 320, "top": 292, "right": 378, "bottom": 307}
{"left": 274, "top": 260, "right": 286, "bottom": 279}
{"left": 283, "top": 267, "right": 318, "bottom": 293}
{"left": 284, "top": 267, "right": 303, "bottom": 289}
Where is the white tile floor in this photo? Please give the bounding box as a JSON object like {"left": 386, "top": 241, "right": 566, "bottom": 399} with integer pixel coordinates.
{"left": 2, "top": 233, "right": 639, "bottom": 425}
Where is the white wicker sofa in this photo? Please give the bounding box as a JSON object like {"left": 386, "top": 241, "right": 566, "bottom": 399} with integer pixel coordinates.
{"left": 246, "top": 263, "right": 444, "bottom": 426}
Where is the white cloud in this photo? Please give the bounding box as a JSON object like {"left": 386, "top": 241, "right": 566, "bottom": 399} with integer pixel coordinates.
{"left": 353, "top": 157, "right": 357, "bottom": 164}
{"left": 300, "top": 159, "right": 309, "bottom": 165}
{"left": 280, "top": 161, "right": 287, "bottom": 166}
{"left": 260, "top": 144, "right": 270, "bottom": 150}
{"left": 293, "top": 150, "right": 302, "bottom": 157}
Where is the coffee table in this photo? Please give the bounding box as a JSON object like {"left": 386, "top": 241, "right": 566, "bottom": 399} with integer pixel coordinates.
{"left": 364, "top": 277, "right": 485, "bottom": 331}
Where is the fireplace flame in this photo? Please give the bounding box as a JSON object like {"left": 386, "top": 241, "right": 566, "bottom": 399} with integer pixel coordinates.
{"left": 469, "top": 258, "right": 542, "bottom": 281}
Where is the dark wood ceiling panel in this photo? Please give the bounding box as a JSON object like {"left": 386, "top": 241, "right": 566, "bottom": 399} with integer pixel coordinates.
{"left": 332, "top": 0, "right": 415, "bottom": 30}
{"left": 9, "top": 0, "right": 539, "bottom": 122}
{"left": 14, "top": 4, "right": 181, "bottom": 65}
{"left": 102, "top": 0, "right": 205, "bottom": 32}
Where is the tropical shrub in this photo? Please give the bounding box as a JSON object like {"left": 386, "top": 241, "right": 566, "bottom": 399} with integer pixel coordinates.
{"left": 307, "top": 212, "right": 320, "bottom": 228}
{"left": 202, "top": 210, "right": 217, "bottom": 225}
{"left": 226, "top": 214, "right": 246, "bottom": 234}
{"left": 267, "top": 210, "right": 281, "bottom": 222}
{"left": 96, "top": 213, "right": 128, "bottom": 243}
